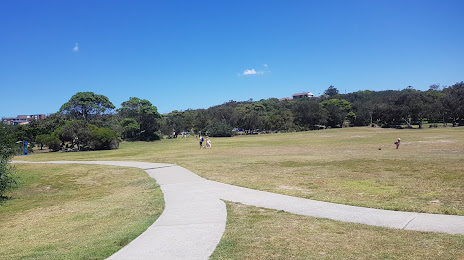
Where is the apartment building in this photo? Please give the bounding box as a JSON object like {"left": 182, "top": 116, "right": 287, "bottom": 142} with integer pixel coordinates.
{"left": 2, "top": 114, "right": 47, "bottom": 125}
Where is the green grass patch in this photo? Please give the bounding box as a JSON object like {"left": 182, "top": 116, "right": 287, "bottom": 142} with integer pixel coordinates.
{"left": 15, "top": 127, "right": 464, "bottom": 215}
{"left": 211, "top": 202, "right": 464, "bottom": 260}
{"left": 0, "top": 164, "right": 164, "bottom": 260}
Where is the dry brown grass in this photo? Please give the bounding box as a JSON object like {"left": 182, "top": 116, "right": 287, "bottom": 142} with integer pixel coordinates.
{"left": 16, "top": 126, "right": 464, "bottom": 215}
{"left": 211, "top": 202, "right": 464, "bottom": 260}
{"left": 0, "top": 164, "right": 164, "bottom": 260}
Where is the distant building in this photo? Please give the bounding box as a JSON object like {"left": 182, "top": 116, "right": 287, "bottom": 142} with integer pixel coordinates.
{"left": 2, "top": 114, "right": 47, "bottom": 125}
{"left": 279, "top": 97, "right": 292, "bottom": 101}
{"left": 292, "top": 92, "right": 314, "bottom": 99}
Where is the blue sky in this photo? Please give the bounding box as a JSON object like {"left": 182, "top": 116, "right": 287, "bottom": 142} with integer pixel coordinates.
{"left": 1, "top": 0, "right": 463, "bottom": 117}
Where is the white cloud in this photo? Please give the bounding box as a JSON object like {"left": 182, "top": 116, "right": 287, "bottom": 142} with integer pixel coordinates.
{"left": 264, "top": 64, "right": 268, "bottom": 67}
{"left": 73, "top": 43, "right": 79, "bottom": 52}
{"left": 243, "top": 69, "right": 257, "bottom": 75}
{"left": 243, "top": 69, "right": 265, "bottom": 76}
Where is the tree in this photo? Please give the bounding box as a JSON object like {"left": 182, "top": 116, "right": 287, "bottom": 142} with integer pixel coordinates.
{"left": 0, "top": 126, "right": 17, "bottom": 198}
{"left": 292, "top": 98, "right": 326, "bottom": 129}
{"left": 324, "top": 85, "right": 339, "bottom": 97}
{"left": 59, "top": 120, "right": 92, "bottom": 149}
{"left": 192, "top": 109, "right": 208, "bottom": 133}
{"left": 36, "top": 134, "right": 60, "bottom": 151}
{"left": 53, "top": 121, "right": 119, "bottom": 150}
{"left": 321, "top": 99, "right": 353, "bottom": 127}
{"left": 442, "top": 82, "right": 464, "bottom": 126}
{"left": 207, "top": 103, "right": 239, "bottom": 129}
{"left": 44, "top": 135, "right": 61, "bottom": 151}
{"left": 164, "top": 110, "right": 187, "bottom": 135}
{"left": 118, "top": 97, "right": 161, "bottom": 141}
{"left": 400, "top": 89, "right": 428, "bottom": 128}
{"left": 28, "top": 113, "right": 65, "bottom": 136}
{"left": 344, "top": 90, "right": 375, "bottom": 126}
{"left": 59, "top": 92, "right": 115, "bottom": 122}
{"left": 120, "top": 118, "right": 139, "bottom": 140}
{"left": 236, "top": 102, "right": 266, "bottom": 130}
{"left": 425, "top": 89, "right": 446, "bottom": 124}
{"left": 36, "top": 134, "right": 48, "bottom": 150}
{"left": 373, "top": 90, "right": 404, "bottom": 127}
{"left": 12, "top": 124, "right": 35, "bottom": 145}
{"left": 206, "top": 120, "right": 233, "bottom": 137}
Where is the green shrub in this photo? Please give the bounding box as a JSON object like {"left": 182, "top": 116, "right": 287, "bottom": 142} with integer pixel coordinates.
{"left": 0, "top": 126, "right": 17, "bottom": 197}
{"left": 206, "top": 120, "right": 233, "bottom": 137}
{"left": 36, "top": 134, "right": 61, "bottom": 151}
{"left": 45, "top": 135, "right": 61, "bottom": 151}
{"left": 90, "top": 127, "right": 119, "bottom": 150}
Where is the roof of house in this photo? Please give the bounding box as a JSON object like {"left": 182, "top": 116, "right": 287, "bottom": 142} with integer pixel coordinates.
{"left": 292, "top": 92, "right": 314, "bottom": 97}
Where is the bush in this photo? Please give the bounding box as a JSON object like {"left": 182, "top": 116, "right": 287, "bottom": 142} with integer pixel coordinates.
{"left": 90, "top": 127, "right": 119, "bottom": 150}
{"left": 140, "top": 131, "right": 161, "bottom": 141}
{"left": 36, "top": 134, "right": 61, "bottom": 151}
{"left": 206, "top": 120, "right": 233, "bottom": 137}
{"left": 45, "top": 135, "right": 61, "bottom": 151}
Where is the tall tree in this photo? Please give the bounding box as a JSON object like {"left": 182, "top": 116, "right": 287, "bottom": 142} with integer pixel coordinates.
{"left": 59, "top": 92, "right": 115, "bottom": 122}
{"left": 442, "top": 82, "right": 464, "bottom": 126}
{"left": 324, "top": 85, "right": 339, "bottom": 97}
{"left": 60, "top": 120, "right": 92, "bottom": 149}
{"left": 292, "top": 98, "right": 326, "bottom": 129}
{"left": 400, "top": 89, "right": 429, "bottom": 128}
{"left": 118, "top": 97, "right": 161, "bottom": 141}
{"left": 237, "top": 102, "right": 266, "bottom": 130}
{"left": 373, "top": 91, "right": 403, "bottom": 127}
{"left": 425, "top": 89, "right": 445, "bottom": 124}
{"left": 321, "top": 99, "right": 353, "bottom": 127}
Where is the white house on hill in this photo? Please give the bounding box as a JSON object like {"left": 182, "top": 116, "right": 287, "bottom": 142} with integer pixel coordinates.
{"left": 292, "top": 92, "right": 314, "bottom": 99}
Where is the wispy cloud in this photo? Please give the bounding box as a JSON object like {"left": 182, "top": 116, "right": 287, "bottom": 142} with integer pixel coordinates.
{"left": 241, "top": 64, "right": 269, "bottom": 76}
{"left": 243, "top": 69, "right": 257, "bottom": 75}
{"left": 73, "top": 43, "right": 79, "bottom": 52}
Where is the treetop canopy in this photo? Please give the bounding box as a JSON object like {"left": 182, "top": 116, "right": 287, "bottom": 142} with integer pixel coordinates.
{"left": 59, "top": 92, "right": 115, "bottom": 121}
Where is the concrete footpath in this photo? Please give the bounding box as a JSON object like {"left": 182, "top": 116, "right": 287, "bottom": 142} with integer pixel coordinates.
{"left": 12, "top": 161, "right": 464, "bottom": 260}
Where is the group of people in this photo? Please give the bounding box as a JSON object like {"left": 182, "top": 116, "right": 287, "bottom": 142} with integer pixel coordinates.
{"left": 199, "top": 134, "right": 211, "bottom": 149}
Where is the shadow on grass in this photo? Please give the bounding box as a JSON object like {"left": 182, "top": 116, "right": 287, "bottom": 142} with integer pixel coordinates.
{"left": 0, "top": 195, "right": 13, "bottom": 205}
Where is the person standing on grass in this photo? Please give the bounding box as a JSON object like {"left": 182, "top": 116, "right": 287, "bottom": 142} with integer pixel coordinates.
{"left": 395, "top": 138, "right": 401, "bottom": 149}
{"left": 199, "top": 134, "right": 204, "bottom": 148}
{"left": 205, "top": 136, "right": 211, "bottom": 148}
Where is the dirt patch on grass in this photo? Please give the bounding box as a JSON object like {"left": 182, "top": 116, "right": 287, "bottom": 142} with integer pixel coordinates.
{"left": 417, "top": 140, "right": 455, "bottom": 144}
{"left": 276, "top": 185, "right": 314, "bottom": 195}
{"left": 34, "top": 186, "right": 56, "bottom": 192}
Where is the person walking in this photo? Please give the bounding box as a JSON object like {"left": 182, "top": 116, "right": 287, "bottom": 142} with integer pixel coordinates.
{"left": 395, "top": 138, "right": 401, "bottom": 149}
{"left": 205, "top": 136, "right": 211, "bottom": 148}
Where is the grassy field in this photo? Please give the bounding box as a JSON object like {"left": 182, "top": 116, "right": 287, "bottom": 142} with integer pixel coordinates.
{"left": 17, "top": 126, "right": 464, "bottom": 215}
{"left": 0, "top": 164, "right": 164, "bottom": 260}
{"left": 210, "top": 202, "right": 464, "bottom": 260}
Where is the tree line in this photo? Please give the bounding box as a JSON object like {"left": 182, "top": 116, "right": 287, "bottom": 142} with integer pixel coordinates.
{"left": 164, "top": 82, "right": 464, "bottom": 135}
{"left": 2, "top": 93, "right": 164, "bottom": 154}
{"left": 1, "top": 82, "right": 464, "bottom": 154}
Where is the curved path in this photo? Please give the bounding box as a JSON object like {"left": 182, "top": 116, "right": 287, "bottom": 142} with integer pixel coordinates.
{"left": 12, "top": 160, "right": 464, "bottom": 259}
